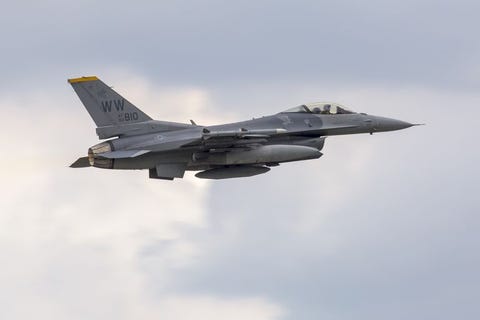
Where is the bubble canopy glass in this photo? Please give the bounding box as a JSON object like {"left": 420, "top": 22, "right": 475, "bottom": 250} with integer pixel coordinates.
{"left": 281, "top": 102, "right": 355, "bottom": 115}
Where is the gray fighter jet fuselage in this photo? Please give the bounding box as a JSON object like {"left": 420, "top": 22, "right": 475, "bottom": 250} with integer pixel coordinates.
{"left": 69, "top": 76, "right": 420, "bottom": 180}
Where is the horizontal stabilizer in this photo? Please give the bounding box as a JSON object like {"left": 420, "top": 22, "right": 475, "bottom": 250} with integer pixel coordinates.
{"left": 70, "top": 157, "right": 90, "bottom": 168}
{"left": 99, "top": 150, "right": 150, "bottom": 159}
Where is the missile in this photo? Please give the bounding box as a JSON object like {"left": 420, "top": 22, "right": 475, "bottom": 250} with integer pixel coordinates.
{"left": 202, "top": 128, "right": 287, "bottom": 139}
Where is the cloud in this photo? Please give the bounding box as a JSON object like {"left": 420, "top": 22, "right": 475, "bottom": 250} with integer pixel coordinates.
{"left": 1, "top": 1, "right": 479, "bottom": 89}
{"left": 136, "top": 85, "right": 479, "bottom": 320}
{"left": 1, "top": 0, "right": 479, "bottom": 317}
{"left": 1, "top": 70, "right": 478, "bottom": 319}
{"left": 0, "top": 75, "right": 268, "bottom": 319}
{"left": 154, "top": 295, "right": 284, "bottom": 320}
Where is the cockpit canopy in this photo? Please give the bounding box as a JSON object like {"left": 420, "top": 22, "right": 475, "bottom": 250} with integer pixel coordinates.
{"left": 282, "top": 102, "right": 355, "bottom": 115}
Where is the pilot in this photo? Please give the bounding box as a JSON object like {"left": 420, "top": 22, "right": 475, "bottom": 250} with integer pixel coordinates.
{"left": 321, "top": 104, "right": 331, "bottom": 114}
{"left": 312, "top": 107, "right": 321, "bottom": 114}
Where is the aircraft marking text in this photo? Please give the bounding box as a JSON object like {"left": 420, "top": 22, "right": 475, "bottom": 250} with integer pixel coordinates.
{"left": 118, "top": 112, "right": 139, "bottom": 122}
{"left": 101, "top": 99, "right": 125, "bottom": 112}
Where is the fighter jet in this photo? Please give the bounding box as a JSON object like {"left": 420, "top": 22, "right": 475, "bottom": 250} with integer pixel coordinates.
{"left": 69, "top": 76, "right": 419, "bottom": 180}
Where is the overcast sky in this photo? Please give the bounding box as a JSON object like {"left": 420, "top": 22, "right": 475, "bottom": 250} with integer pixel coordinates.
{"left": 0, "top": 1, "right": 479, "bottom": 319}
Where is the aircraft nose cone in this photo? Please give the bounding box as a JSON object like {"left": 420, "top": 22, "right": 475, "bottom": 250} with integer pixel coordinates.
{"left": 375, "top": 117, "right": 414, "bottom": 132}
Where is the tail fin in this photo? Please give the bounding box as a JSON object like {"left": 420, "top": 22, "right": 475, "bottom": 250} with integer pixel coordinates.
{"left": 68, "top": 76, "right": 152, "bottom": 127}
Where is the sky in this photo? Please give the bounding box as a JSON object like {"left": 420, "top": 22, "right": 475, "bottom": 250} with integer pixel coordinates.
{"left": 0, "top": 1, "right": 479, "bottom": 319}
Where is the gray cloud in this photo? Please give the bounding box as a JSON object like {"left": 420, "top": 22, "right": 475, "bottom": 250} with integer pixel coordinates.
{"left": 1, "top": 1, "right": 479, "bottom": 319}
{"left": 1, "top": 1, "right": 479, "bottom": 90}
{"left": 140, "top": 87, "right": 479, "bottom": 320}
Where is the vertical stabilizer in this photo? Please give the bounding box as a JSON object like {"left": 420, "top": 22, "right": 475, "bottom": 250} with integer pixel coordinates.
{"left": 68, "top": 76, "right": 152, "bottom": 127}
